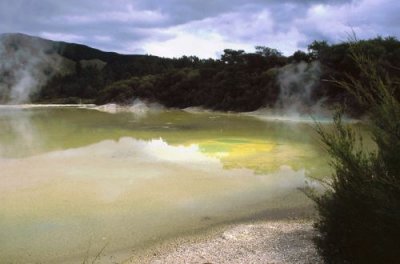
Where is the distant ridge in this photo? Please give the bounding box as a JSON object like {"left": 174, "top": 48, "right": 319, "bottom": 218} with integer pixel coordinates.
{"left": 0, "top": 32, "right": 175, "bottom": 104}
{"left": 0, "top": 32, "right": 159, "bottom": 62}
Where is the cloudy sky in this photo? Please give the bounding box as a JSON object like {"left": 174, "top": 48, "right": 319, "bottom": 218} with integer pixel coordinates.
{"left": 0, "top": 0, "right": 398, "bottom": 58}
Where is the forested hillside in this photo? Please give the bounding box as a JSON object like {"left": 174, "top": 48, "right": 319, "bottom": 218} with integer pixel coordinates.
{"left": 1, "top": 33, "right": 399, "bottom": 114}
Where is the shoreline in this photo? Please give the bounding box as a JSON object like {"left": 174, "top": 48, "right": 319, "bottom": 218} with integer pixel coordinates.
{"left": 0, "top": 103, "right": 97, "bottom": 109}
{"left": 0, "top": 103, "right": 362, "bottom": 124}
{"left": 123, "top": 218, "right": 321, "bottom": 264}
{"left": 66, "top": 206, "right": 320, "bottom": 264}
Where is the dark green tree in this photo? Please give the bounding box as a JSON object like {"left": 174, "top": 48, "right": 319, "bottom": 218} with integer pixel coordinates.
{"left": 220, "top": 49, "right": 246, "bottom": 65}
{"left": 308, "top": 40, "right": 329, "bottom": 60}
{"left": 255, "top": 46, "right": 283, "bottom": 57}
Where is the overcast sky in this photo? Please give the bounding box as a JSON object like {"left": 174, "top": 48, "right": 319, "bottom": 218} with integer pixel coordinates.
{"left": 0, "top": 0, "right": 398, "bottom": 58}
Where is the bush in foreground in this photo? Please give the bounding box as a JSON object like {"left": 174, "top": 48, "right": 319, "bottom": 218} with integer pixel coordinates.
{"left": 312, "top": 44, "right": 400, "bottom": 263}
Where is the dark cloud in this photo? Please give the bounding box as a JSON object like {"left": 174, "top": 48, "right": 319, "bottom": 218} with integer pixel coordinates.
{"left": 0, "top": 0, "right": 398, "bottom": 57}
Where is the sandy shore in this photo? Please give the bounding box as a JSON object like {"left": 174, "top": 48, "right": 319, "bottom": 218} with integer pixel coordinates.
{"left": 121, "top": 219, "right": 321, "bottom": 264}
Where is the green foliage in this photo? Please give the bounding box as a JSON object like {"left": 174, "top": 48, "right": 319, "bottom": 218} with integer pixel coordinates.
{"left": 37, "top": 64, "right": 103, "bottom": 101}
{"left": 313, "top": 44, "right": 400, "bottom": 264}
{"left": 305, "top": 36, "right": 400, "bottom": 116}
{"left": 3, "top": 33, "right": 400, "bottom": 113}
{"left": 95, "top": 78, "right": 140, "bottom": 104}
{"left": 221, "top": 49, "right": 246, "bottom": 65}
{"left": 255, "top": 46, "right": 283, "bottom": 57}
{"left": 40, "top": 36, "right": 400, "bottom": 113}
{"left": 289, "top": 50, "right": 312, "bottom": 63}
{"left": 91, "top": 46, "right": 284, "bottom": 111}
{"left": 308, "top": 40, "right": 329, "bottom": 60}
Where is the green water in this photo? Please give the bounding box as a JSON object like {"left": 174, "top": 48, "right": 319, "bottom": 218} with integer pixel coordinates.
{"left": 0, "top": 106, "right": 336, "bottom": 263}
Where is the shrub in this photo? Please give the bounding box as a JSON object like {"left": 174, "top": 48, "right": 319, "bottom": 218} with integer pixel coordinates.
{"left": 312, "top": 43, "right": 400, "bottom": 263}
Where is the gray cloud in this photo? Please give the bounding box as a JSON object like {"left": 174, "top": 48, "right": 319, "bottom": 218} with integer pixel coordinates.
{"left": 0, "top": 0, "right": 398, "bottom": 57}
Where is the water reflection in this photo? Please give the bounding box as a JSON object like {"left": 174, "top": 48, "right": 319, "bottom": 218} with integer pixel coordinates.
{"left": 0, "top": 107, "right": 329, "bottom": 263}
{"left": 0, "top": 108, "right": 330, "bottom": 174}
{"left": 1, "top": 137, "right": 311, "bottom": 263}
{"left": 0, "top": 108, "right": 42, "bottom": 157}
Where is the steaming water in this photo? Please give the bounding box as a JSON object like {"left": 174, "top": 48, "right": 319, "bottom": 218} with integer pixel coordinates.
{"left": 0, "top": 106, "right": 340, "bottom": 263}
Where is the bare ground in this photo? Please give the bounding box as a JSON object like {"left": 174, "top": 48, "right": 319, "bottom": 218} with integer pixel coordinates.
{"left": 124, "top": 219, "right": 322, "bottom": 264}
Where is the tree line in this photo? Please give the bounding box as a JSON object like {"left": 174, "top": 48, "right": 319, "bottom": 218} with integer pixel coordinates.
{"left": 2, "top": 34, "right": 400, "bottom": 115}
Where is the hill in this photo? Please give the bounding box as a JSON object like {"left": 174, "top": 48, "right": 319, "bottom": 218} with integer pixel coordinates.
{"left": 1, "top": 33, "right": 400, "bottom": 114}
{"left": 0, "top": 33, "right": 175, "bottom": 103}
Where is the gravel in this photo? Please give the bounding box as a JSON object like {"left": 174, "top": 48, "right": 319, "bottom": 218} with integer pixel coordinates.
{"left": 125, "top": 220, "right": 322, "bottom": 264}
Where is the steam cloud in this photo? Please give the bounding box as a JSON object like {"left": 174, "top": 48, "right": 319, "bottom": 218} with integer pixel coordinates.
{"left": 246, "top": 61, "right": 330, "bottom": 122}
{"left": 276, "top": 61, "right": 322, "bottom": 114}
{"left": 0, "top": 34, "right": 61, "bottom": 104}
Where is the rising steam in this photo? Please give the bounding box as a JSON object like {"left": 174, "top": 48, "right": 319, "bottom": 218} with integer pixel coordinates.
{"left": 276, "top": 61, "right": 322, "bottom": 114}
{"left": 247, "top": 61, "right": 330, "bottom": 122}
{"left": 0, "top": 34, "right": 62, "bottom": 104}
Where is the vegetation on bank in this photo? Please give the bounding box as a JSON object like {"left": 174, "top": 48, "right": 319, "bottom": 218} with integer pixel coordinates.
{"left": 312, "top": 42, "right": 400, "bottom": 263}
{"left": 1, "top": 34, "right": 400, "bottom": 114}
